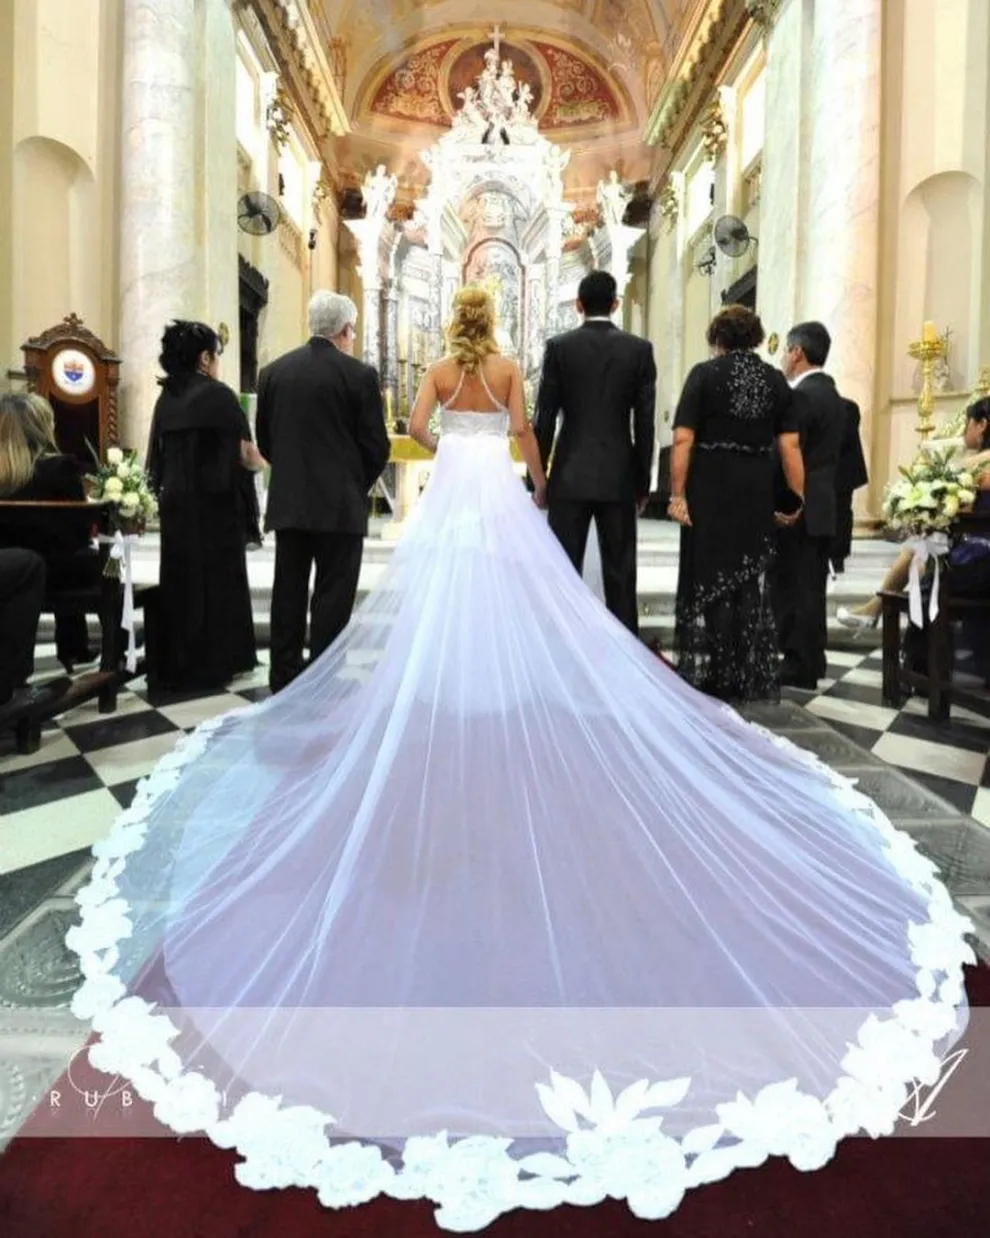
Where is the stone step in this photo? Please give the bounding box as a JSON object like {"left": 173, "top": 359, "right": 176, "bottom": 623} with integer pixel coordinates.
{"left": 40, "top": 521, "right": 892, "bottom": 654}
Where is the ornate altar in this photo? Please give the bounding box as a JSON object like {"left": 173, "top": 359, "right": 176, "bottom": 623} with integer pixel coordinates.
{"left": 347, "top": 30, "right": 605, "bottom": 423}
{"left": 21, "top": 314, "right": 121, "bottom": 463}
{"left": 351, "top": 28, "right": 647, "bottom": 535}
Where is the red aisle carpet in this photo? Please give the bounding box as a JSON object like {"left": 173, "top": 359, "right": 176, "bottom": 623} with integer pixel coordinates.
{"left": 1, "top": 966, "right": 989, "bottom": 1238}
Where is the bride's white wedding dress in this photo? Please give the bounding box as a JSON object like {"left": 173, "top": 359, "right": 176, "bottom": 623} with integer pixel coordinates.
{"left": 68, "top": 375, "right": 973, "bottom": 1231}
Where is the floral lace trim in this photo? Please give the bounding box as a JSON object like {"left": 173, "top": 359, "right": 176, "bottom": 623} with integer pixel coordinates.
{"left": 66, "top": 708, "right": 975, "bottom": 1232}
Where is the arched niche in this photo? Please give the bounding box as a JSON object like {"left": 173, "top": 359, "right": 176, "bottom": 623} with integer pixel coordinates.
{"left": 896, "top": 171, "right": 982, "bottom": 390}
{"left": 12, "top": 135, "right": 99, "bottom": 346}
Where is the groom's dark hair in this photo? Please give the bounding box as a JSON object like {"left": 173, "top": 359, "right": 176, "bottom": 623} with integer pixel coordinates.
{"left": 578, "top": 271, "right": 618, "bottom": 317}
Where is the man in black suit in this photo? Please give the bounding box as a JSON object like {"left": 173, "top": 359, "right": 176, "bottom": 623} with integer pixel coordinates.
{"left": 830, "top": 395, "right": 869, "bottom": 575}
{"left": 772, "top": 321, "right": 848, "bottom": 688}
{"left": 534, "top": 271, "right": 657, "bottom": 634}
{"left": 257, "top": 291, "right": 390, "bottom": 693}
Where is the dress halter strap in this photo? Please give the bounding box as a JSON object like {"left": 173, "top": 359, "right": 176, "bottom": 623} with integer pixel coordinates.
{"left": 476, "top": 365, "right": 507, "bottom": 413}
{"left": 440, "top": 369, "right": 466, "bottom": 411}
{"left": 439, "top": 362, "right": 507, "bottom": 413}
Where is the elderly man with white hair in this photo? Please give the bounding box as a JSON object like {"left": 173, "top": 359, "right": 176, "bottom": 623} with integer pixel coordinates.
{"left": 257, "top": 290, "right": 390, "bottom": 693}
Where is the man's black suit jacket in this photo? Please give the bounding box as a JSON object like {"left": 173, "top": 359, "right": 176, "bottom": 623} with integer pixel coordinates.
{"left": 534, "top": 321, "right": 657, "bottom": 503}
{"left": 776, "top": 371, "right": 847, "bottom": 538}
{"left": 257, "top": 337, "right": 390, "bottom": 535}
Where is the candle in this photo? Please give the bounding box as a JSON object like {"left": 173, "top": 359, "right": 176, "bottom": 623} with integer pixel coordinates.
{"left": 922, "top": 320, "right": 938, "bottom": 343}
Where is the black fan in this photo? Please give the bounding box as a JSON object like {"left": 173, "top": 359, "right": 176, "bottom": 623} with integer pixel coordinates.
{"left": 237, "top": 191, "right": 281, "bottom": 237}
{"left": 713, "top": 214, "right": 756, "bottom": 258}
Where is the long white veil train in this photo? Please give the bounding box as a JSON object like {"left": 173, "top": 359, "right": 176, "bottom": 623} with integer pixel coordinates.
{"left": 68, "top": 410, "right": 972, "bottom": 1231}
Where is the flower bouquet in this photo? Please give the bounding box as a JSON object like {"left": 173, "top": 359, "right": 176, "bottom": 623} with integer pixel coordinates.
{"left": 86, "top": 445, "right": 158, "bottom": 538}
{"left": 883, "top": 448, "right": 979, "bottom": 626}
{"left": 84, "top": 446, "right": 156, "bottom": 673}
{"left": 882, "top": 448, "right": 977, "bottom": 538}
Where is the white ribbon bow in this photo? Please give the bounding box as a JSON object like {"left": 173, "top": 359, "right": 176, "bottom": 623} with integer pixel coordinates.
{"left": 905, "top": 532, "right": 950, "bottom": 628}
{"left": 98, "top": 531, "right": 139, "bottom": 672}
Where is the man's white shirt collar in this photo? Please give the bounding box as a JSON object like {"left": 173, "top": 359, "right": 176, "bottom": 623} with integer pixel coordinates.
{"left": 584, "top": 316, "right": 614, "bottom": 323}
{"left": 790, "top": 367, "right": 824, "bottom": 389}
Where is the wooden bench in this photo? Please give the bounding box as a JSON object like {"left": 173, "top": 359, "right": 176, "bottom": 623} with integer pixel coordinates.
{"left": 880, "top": 512, "right": 990, "bottom": 720}
{"left": 0, "top": 500, "right": 158, "bottom": 752}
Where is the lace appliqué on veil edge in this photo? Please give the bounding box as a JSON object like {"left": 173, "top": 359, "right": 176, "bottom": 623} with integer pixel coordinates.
{"left": 66, "top": 707, "right": 975, "bottom": 1232}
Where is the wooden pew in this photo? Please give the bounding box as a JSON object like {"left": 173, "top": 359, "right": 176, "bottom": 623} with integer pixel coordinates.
{"left": 880, "top": 511, "right": 990, "bottom": 720}
{"left": 0, "top": 500, "right": 157, "bottom": 752}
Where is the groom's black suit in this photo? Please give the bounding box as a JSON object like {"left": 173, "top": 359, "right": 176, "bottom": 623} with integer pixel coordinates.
{"left": 535, "top": 320, "right": 657, "bottom": 634}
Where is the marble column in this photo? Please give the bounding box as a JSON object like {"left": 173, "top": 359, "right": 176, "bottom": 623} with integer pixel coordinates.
{"left": 710, "top": 85, "right": 738, "bottom": 312}
{"left": 345, "top": 218, "right": 384, "bottom": 371}
{"left": 804, "top": 0, "right": 882, "bottom": 505}
{"left": 202, "top": 0, "right": 240, "bottom": 393}
{"left": 384, "top": 282, "right": 400, "bottom": 409}
{"left": 119, "top": 0, "right": 198, "bottom": 454}
{"left": 755, "top": 0, "right": 808, "bottom": 343}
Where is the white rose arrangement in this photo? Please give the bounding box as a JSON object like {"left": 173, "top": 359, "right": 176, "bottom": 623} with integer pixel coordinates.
{"left": 883, "top": 448, "right": 982, "bottom": 538}
{"left": 86, "top": 445, "right": 158, "bottom": 533}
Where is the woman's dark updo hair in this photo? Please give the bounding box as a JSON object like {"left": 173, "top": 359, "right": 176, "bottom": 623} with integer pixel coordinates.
{"left": 158, "top": 320, "right": 220, "bottom": 382}
{"left": 706, "top": 304, "right": 765, "bottom": 352}
{"left": 967, "top": 396, "right": 990, "bottom": 450}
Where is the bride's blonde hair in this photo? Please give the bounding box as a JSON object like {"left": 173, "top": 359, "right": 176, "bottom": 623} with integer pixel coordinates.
{"left": 446, "top": 287, "right": 499, "bottom": 373}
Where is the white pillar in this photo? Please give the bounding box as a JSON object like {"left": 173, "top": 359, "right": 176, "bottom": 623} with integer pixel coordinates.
{"left": 202, "top": 0, "right": 240, "bottom": 392}
{"left": 710, "top": 85, "right": 738, "bottom": 311}
{"left": 755, "top": 0, "right": 809, "bottom": 343}
{"left": 803, "top": 0, "right": 882, "bottom": 475}
{"left": 345, "top": 218, "right": 384, "bottom": 370}
{"left": 118, "top": 0, "right": 198, "bottom": 454}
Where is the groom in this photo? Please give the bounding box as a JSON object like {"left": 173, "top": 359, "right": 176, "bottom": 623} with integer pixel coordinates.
{"left": 534, "top": 270, "right": 657, "bottom": 634}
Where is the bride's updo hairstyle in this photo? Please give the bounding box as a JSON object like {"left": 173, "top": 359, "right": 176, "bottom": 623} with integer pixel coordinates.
{"left": 447, "top": 287, "right": 499, "bottom": 373}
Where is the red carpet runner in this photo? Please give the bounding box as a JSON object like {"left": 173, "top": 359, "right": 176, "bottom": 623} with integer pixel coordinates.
{"left": 1, "top": 966, "right": 988, "bottom": 1238}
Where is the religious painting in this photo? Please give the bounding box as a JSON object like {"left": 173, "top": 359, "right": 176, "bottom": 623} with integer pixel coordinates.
{"left": 446, "top": 42, "right": 544, "bottom": 119}
{"left": 531, "top": 43, "right": 622, "bottom": 128}
{"left": 370, "top": 40, "right": 460, "bottom": 125}
{"left": 464, "top": 239, "right": 523, "bottom": 357}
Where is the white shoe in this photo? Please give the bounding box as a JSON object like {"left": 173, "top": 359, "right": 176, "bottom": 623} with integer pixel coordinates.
{"left": 836, "top": 606, "right": 878, "bottom": 631}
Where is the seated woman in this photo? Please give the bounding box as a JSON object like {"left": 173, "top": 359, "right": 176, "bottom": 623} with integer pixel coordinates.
{"left": 837, "top": 398, "right": 990, "bottom": 631}
{"left": 0, "top": 392, "right": 100, "bottom": 672}
{"left": 146, "top": 320, "right": 265, "bottom": 692}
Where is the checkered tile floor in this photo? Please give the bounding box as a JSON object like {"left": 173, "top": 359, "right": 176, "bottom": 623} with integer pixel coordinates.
{"left": 2, "top": 643, "right": 989, "bottom": 876}
{"left": 791, "top": 647, "right": 990, "bottom": 822}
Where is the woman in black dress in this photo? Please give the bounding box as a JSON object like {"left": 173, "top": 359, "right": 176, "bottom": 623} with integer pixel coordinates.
{"left": 670, "top": 306, "right": 805, "bottom": 701}
{"left": 146, "top": 321, "right": 264, "bottom": 691}
{"left": 0, "top": 392, "right": 99, "bottom": 671}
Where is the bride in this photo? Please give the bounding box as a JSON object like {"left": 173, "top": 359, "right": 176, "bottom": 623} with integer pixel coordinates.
{"left": 68, "top": 287, "right": 972, "bottom": 1231}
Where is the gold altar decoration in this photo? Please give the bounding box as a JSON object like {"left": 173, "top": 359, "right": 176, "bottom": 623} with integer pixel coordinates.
{"left": 389, "top": 434, "right": 523, "bottom": 463}
{"left": 907, "top": 320, "right": 948, "bottom": 443}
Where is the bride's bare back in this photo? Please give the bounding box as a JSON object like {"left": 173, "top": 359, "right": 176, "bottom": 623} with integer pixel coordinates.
{"left": 432, "top": 354, "right": 516, "bottom": 413}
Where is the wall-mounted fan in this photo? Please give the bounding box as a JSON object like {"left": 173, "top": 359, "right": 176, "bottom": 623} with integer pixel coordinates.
{"left": 713, "top": 214, "right": 757, "bottom": 258}
{"left": 237, "top": 191, "right": 281, "bottom": 237}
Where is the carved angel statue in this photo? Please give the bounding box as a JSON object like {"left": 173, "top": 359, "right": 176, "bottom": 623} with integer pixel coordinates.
{"left": 496, "top": 60, "right": 517, "bottom": 115}
{"left": 546, "top": 145, "right": 571, "bottom": 197}
{"left": 512, "top": 81, "right": 534, "bottom": 124}
{"left": 362, "top": 164, "right": 397, "bottom": 222}
{"left": 597, "top": 170, "right": 631, "bottom": 228}
{"left": 455, "top": 85, "right": 486, "bottom": 132}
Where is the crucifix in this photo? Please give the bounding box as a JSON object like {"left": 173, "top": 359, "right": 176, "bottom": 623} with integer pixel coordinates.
{"left": 488, "top": 22, "right": 504, "bottom": 58}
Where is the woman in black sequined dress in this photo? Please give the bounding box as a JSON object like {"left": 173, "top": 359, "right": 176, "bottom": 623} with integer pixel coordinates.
{"left": 670, "top": 306, "right": 805, "bottom": 701}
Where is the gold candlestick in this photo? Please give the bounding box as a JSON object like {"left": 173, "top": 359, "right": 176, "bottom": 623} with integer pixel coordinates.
{"left": 907, "top": 321, "right": 948, "bottom": 443}
{"left": 385, "top": 387, "right": 396, "bottom": 434}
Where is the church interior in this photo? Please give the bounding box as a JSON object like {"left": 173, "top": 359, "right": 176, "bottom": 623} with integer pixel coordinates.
{"left": 1, "top": 2, "right": 990, "bottom": 1234}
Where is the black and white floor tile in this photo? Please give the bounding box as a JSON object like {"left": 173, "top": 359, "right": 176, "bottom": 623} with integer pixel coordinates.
{"left": 789, "top": 647, "right": 990, "bottom": 824}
